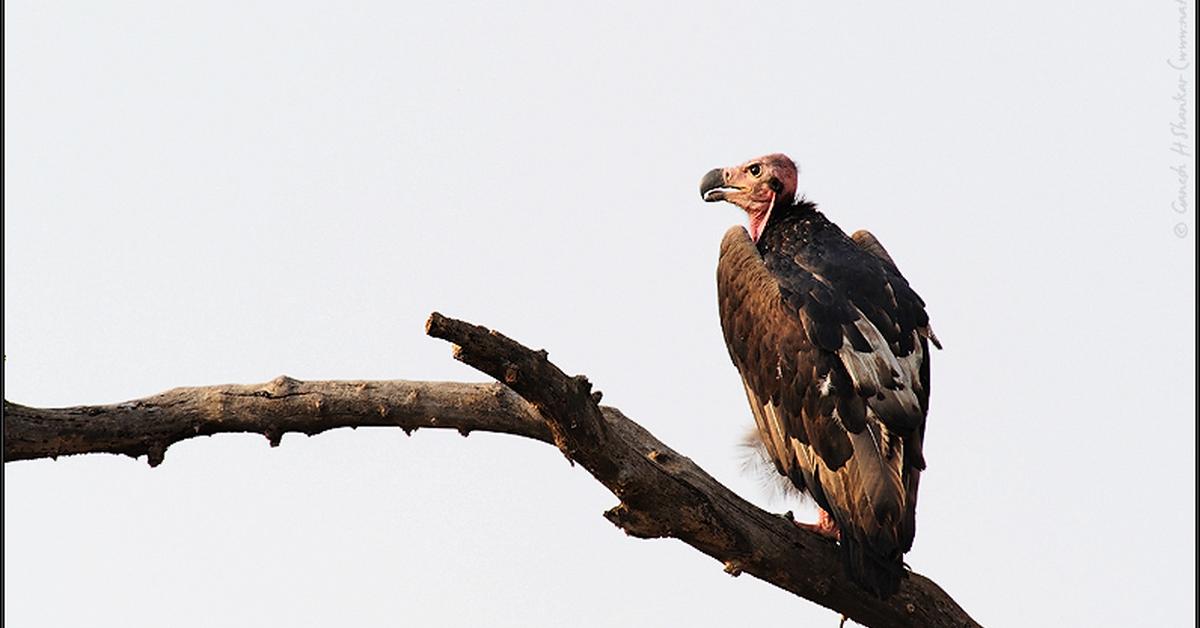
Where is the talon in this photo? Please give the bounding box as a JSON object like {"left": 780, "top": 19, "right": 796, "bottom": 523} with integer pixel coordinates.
{"left": 794, "top": 508, "right": 840, "bottom": 541}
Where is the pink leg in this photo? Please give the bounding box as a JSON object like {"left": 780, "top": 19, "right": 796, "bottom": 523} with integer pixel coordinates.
{"left": 795, "top": 508, "right": 841, "bottom": 541}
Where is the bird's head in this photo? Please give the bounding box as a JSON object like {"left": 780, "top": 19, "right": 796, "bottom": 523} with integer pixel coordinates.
{"left": 699, "top": 153, "right": 798, "bottom": 241}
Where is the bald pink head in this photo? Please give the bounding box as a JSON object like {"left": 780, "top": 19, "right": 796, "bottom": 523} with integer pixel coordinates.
{"left": 699, "top": 153, "right": 798, "bottom": 241}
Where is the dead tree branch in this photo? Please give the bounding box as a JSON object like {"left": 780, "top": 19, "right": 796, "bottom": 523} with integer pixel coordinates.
{"left": 4, "top": 379, "right": 550, "bottom": 466}
{"left": 2, "top": 313, "right": 979, "bottom": 628}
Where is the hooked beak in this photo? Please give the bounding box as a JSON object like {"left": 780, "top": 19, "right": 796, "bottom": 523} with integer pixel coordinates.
{"left": 700, "top": 168, "right": 737, "bottom": 202}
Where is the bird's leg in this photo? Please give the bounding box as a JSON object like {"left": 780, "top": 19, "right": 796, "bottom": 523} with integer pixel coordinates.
{"left": 795, "top": 508, "right": 841, "bottom": 541}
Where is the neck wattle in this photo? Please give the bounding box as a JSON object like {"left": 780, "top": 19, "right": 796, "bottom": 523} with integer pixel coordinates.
{"left": 748, "top": 208, "right": 771, "bottom": 242}
{"left": 748, "top": 192, "right": 778, "bottom": 242}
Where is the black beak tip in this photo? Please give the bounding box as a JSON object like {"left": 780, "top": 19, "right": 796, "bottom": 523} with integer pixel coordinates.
{"left": 699, "top": 168, "right": 725, "bottom": 201}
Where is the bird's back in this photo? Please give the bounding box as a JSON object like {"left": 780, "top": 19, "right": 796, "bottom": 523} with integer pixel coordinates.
{"left": 717, "top": 202, "right": 934, "bottom": 597}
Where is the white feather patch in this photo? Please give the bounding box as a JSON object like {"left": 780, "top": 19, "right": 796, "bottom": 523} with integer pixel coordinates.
{"left": 836, "top": 307, "right": 922, "bottom": 417}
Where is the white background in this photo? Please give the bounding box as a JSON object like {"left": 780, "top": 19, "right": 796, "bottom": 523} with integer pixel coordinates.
{"left": 5, "top": 2, "right": 1196, "bottom": 626}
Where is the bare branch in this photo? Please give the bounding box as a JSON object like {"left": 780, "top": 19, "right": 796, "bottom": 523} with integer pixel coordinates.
{"left": 2, "top": 314, "right": 980, "bottom": 628}
{"left": 3, "top": 379, "right": 550, "bottom": 465}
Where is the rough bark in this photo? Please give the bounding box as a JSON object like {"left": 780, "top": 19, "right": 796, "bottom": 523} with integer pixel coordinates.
{"left": 3, "top": 313, "right": 980, "bottom": 628}
{"left": 4, "top": 379, "right": 550, "bottom": 466}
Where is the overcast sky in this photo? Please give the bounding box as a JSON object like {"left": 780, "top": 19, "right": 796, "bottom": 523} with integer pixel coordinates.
{"left": 4, "top": 2, "right": 1196, "bottom": 627}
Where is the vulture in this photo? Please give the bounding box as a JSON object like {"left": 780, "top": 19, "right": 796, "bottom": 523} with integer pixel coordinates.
{"left": 699, "top": 153, "right": 939, "bottom": 597}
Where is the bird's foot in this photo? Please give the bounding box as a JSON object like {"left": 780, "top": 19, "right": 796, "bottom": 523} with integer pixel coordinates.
{"left": 794, "top": 508, "right": 840, "bottom": 541}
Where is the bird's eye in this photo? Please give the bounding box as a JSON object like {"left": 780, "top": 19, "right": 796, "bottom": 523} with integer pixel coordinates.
{"left": 748, "top": 163, "right": 762, "bottom": 177}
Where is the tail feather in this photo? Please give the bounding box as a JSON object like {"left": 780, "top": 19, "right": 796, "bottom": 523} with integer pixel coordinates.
{"left": 841, "top": 532, "right": 906, "bottom": 598}
{"left": 818, "top": 421, "right": 913, "bottom": 598}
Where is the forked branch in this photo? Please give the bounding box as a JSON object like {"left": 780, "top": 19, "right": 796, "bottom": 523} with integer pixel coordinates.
{"left": 2, "top": 313, "right": 979, "bottom": 628}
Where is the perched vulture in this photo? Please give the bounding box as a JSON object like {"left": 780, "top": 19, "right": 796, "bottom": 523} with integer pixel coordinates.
{"left": 699, "top": 153, "right": 940, "bottom": 597}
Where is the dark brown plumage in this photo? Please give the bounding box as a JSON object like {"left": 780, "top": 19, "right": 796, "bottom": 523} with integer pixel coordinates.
{"left": 701, "top": 153, "right": 939, "bottom": 597}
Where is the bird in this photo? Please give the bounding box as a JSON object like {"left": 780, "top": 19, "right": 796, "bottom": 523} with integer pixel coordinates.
{"left": 699, "top": 153, "right": 940, "bottom": 597}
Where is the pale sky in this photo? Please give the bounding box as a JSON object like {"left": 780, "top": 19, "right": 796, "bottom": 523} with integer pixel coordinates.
{"left": 4, "top": 2, "right": 1196, "bottom": 627}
